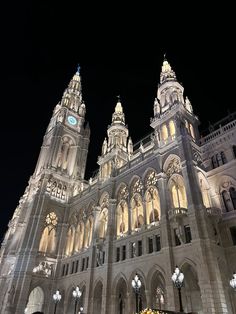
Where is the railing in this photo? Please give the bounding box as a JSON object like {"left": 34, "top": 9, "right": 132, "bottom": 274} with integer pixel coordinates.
{"left": 168, "top": 208, "right": 188, "bottom": 220}
{"left": 199, "top": 119, "right": 236, "bottom": 144}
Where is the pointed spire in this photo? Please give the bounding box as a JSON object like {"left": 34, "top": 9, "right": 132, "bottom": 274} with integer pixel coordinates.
{"left": 60, "top": 65, "right": 84, "bottom": 113}
{"left": 160, "top": 57, "right": 176, "bottom": 84}
{"left": 112, "top": 96, "right": 125, "bottom": 124}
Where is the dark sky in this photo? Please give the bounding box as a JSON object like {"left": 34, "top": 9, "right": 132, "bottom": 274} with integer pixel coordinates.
{"left": 0, "top": 3, "right": 235, "bottom": 240}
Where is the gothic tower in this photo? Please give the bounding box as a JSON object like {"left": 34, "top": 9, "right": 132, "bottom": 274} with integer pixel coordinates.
{"left": 0, "top": 67, "right": 90, "bottom": 314}
{"left": 98, "top": 97, "right": 133, "bottom": 180}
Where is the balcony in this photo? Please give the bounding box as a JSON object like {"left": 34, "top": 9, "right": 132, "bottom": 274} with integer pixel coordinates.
{"left": 168, "top": 208, "right": 188, "bottom": 221}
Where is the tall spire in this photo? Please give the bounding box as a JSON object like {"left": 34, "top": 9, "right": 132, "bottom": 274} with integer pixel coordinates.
{"left": 60, "top": 65, "right": 84, "bottom": 114}
{"left": 111, "top": 96, "right": 125, "bottom": 125}
{"left": 160, "top": 58, "right": 176, "bottom": 84}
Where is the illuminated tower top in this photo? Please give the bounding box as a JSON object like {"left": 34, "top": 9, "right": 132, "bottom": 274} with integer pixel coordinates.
{"left": 160, "top": 58, "right": 177, "bottom": 84}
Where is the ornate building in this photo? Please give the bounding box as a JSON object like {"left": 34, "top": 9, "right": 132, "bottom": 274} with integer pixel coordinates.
{"left": 0, "top": 60, "right": 236, "bottom": 314}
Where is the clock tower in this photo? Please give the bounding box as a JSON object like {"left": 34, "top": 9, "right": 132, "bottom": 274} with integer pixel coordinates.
{"left": 34, "top": 65, "right": 90, "bottom": 183}
{"left": 0, "top": 66, "right": 90, "bottom": 314}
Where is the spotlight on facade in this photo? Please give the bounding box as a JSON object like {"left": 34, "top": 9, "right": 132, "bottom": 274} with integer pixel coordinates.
{"left": 72, "top": 286, "right": 82, "bottom": 314}
{"left": 171, "top": 266, "right": 184, "bottom": 312}
{"left": 230, "top": 273, "right": 236, "bottom": 290}
{"left": 132, "top": 274, "right": 142, "bottom": 313}
{"left": 52, "top": 290, "right": 62, "bottom": 314}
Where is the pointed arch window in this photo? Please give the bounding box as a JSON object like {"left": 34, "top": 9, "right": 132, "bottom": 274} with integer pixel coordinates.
{"left": 161, "top": 124, "right": 168, "bottom": 143}
{"left": 116, "top": 201, "right": 129, "bottom": 237}
{"left": 169, "top": 120, "right": 176, "bottom": 139}
{"left": 222, "top": 190, "right": 235, "bottom": 212}
{"left": 145, "top": 187, "right": 160, "bottom": 225}
{"left": 131, "top": 194, "right": 144, "bottom": 230}
{"left": 98, "top": 208, "right": 108, "bottom": 239}
{"left": 84, "top": 216, "right": 93, "bottom": 247}
{"left": 221, "top": 151, "right": 227, "bottom": 164}
{"left": 65, "top": 226, "right": 75, "bottom": 256}
{"left": 39, "top": 212, "right": 57, "bottom": 254}
{"left": 189, "top": 123, "right": 195, "bottom": 139}
{"left": 211, "top": 155, "right": 218, "bottom": 169}
{"left": 170, "top": 176, "right": 187, "bottom": 208}
{"left": 75, "top": 222, "right": 84, "bottom": 251}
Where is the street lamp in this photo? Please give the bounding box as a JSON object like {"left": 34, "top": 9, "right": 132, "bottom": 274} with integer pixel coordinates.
{"left": 171, "top": 266, "right": 184, "bottom": 312}
{"left": 72, "top": 286, "right": 82, "bottom": 314}
{"left": 132, "top": 273, "right": 142, "bottom": 313}
{"left": 230, "top": 273, "right": 236, "bottom": 290}
{"left": 78, "top": 306, "right": 84, "bottom": 314}
{"left": 52, "top": 290, "right": 62, "bottom": 314}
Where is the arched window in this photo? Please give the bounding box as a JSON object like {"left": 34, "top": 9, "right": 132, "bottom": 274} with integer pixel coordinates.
{"left": 98, "top": 208, "right": 108, "bottom": 239}
{"left": 39, "top": 212, "right": 57, "bottom": 254}
{"left": 75, "top": 222, "right": 84, "bottom": 251}
{"left": 161, "top": 124, "right": 168, "bottom": 143}
{"left": 170, "top": 176, "right": 187, "bottom": 208}
{"left": 169, "top": 120, "right": 176, "bottom": 139}
{"left": 189, "top": 123, "right": 195, "bottom": 139}
{"left": 84, "top": 216, "right": 93, "bottom": 247}
{"left": 116, "top": 201, "right": 129, "bottom": 237}
{"left": 221, "top": 151, "right": 227, "bottom": 164}
{"left": 211, "top": 155, "right": 218, "bottom": 169}
{"left": 222, "top": 190, "right": 232, "bottom": 212}
{"left": 145, "top": 187, "right": 161, "bottom": 225}
{"left": 65, "top": 226, "right": 75, "bottom": 256}
{"left": 131, "top": 194, "right": 144, "bottom": 230}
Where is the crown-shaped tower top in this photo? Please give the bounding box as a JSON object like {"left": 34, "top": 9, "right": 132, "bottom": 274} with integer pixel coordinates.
{"left": 160, "top": 58, "right": 177, "bottom": 84}
{"left": 111, "top": 97, "right": 125, "bottom": 125}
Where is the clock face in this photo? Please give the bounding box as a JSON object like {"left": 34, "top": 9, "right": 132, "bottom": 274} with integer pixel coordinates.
{"left": 67, "top": 115, "right": 77, "bottom": 126}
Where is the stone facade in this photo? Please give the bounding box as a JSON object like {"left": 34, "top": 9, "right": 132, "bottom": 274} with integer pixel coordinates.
{"left": 0, "top": 60, "right": 236, "bottom": 314}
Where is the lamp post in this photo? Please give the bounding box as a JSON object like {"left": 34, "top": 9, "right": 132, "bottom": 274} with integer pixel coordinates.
{"left": 132, "top": 274, "right": 142, "bottom": 313}
{"left": 72, "top": 286, "right": 82, "bottom": 314}
{"left": 78, "top": 306, "right": 84, "bottom": 314}
{"left": 171, "top": 266, "right": 184, "bottom": 312}
{"left": 52, "top": 290, "right": 62, "bottom": 314}
{"left": 230, "top": 273, "right": 236, "bottom": 290}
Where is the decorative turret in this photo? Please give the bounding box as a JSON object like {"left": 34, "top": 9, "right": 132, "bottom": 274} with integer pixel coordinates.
{"left": 150, "top": 58, "right": 200, "bottom": 145}
{"left": 97, "top": 97, "right": 132, "bottom": 180}
{"left": 160, "top": 58, "right": 177, "bottom": 84}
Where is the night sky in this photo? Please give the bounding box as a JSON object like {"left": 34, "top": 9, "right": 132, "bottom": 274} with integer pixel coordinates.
{"left": 0, "top": 3, "right": 235, "bottom": 240}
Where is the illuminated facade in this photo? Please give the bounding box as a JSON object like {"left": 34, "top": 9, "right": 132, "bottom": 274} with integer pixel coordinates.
{"left": 0, "top": 60, "right": 236, "bottom": 314}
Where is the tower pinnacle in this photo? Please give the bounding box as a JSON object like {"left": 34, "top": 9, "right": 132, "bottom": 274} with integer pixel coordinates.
{"left": 112, "top": 97, "right": 125, "bottom": 124}
{"left": 160, "top": 58, "right": 176, "bottom": 84}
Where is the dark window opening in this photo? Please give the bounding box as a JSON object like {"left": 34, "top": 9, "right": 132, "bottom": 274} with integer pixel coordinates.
{"left": 156, "top": 235, "right": 161, "bottom": 252}
{"left": 138, "top": 240, "right": 142, "bottom": 256}
{"left": 148, "top": 237, "right": 153, "bottom": 253}
{"left": 174, "top": 229, "right": 181, "bottom": 246}
{"left": 116, "top": 247, "right": 120, "bottom": 262}
{"left": 75, "top": 260, "right": 79, "bottom": 273}
{"left": 122, "top": 245, "right": 126, "bottom": 260}
{"left": 184, "top": 225, "right": 192, "bottom": 243}
{"left": 230, "top": 227, "right": 236, "bottom": 245}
